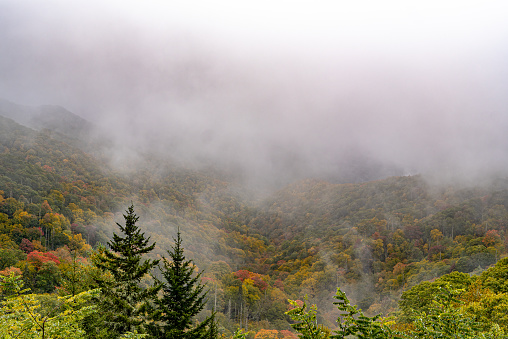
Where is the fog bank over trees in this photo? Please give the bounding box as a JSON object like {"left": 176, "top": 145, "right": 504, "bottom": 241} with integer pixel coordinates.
{"left": 1, "top": 1, "right": 508, "bottom": 188}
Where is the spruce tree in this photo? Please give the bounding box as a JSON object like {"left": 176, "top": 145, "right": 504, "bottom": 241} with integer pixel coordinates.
{"left": 147, "top": 229, "right": 216, "bottom": 339}
{"left": 84, "top": 205, "right": 159, "bottom": 338}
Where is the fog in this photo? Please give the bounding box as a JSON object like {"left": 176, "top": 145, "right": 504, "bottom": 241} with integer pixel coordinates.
{"left": 1, "top": 1, "right": 508, "bottom": 188}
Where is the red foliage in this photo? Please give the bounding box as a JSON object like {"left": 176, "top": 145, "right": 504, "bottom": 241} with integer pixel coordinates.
{"left": 403, "top": 224, "right": 423, "bottom": 240}
{"left": 234, "top": 269, "right": 251, "bottom": 281}
{"left": 234, "top": 269, "right": 268, "bottom": 290}
{"left": 251, "top": 275, "right": 268, "bottom": 290}
{"left": 27, "top": 250, "right": 60, "bottom": 269}
{"left": 41, "top": 200, "right": 53, "bottom": 214}
{"left": 274, "top": 279, "right": 284, "bottom": 291}
{"left": 19, "top": 238, "right": 34, "bottom": 253}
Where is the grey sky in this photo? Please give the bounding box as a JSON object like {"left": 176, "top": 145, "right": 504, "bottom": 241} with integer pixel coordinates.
{"left": 1, "top": 0, "right": 508, "bottom": 185}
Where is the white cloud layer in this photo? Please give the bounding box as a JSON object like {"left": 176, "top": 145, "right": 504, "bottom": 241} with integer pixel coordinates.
{"left": 1, "top": 0, "right": 508, "bottom": 186}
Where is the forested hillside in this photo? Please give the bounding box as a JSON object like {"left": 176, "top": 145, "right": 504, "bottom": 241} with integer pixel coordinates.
{"left": 1, "top": 106, "right": 508, "bottom": 338}
{"left": 248, "top": 176, "right": 508, "bottom": 325}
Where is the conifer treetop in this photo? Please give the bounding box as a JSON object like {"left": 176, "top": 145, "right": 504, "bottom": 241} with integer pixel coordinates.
{"left": 146, "top": 228, "right": 215, "bottom": 338}
{"left": 87, "top": 204, "right": 160, "bottom": 338}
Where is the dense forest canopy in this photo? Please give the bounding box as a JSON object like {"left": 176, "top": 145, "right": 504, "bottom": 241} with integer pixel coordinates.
{"left": 1, "top": 102, "right": 508, "bottom": 338}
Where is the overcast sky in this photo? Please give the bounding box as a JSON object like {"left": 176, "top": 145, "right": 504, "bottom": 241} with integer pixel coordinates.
{"left": 1, "top": 0, "right": 508, "bottom": 186}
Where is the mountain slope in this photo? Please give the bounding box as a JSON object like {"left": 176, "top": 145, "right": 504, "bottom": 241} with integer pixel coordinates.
{"left": 0, "top": 112, "right": 266, "bottom": 270}
{"left": 1, "top": 100, "right": 508, "bottom": 329}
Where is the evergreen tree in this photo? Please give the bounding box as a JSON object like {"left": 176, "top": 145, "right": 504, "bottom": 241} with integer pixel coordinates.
{"left": 84, "top": 205, "right": 159, "bottom": 338}
{"left": 147, "top": 229, "right": 216, "bottom": 339}
{"left": 207, "top": 312, "right": 220, "bottom": 339}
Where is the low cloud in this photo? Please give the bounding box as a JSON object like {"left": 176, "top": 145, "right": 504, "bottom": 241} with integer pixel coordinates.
{"left": 1, "top": 1, "right": 508, "bottom": 188}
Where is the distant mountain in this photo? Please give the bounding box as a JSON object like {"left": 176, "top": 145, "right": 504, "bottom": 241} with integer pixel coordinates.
{"left": 0, "top": 98, "right": 95, "bottom": 143}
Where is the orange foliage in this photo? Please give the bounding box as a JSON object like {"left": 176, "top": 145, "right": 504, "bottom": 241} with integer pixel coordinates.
{"left": 0, "top": 266, "right": 22, "bottom": 276}
{"left": 483, "top": 230, "right": 501, "bottom": 247}
{"left": 254, "top": 329, "right": 278, "bottom": 339}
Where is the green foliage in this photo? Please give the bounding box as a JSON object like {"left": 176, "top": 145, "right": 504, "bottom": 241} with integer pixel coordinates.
{"left": 399, "top": 286, "right": 495, "bottom": 339}
{"left": 34, "top": 261, "right": 62, "bottom": 293}
{"left": 481, "top": 257, "right": 508, "bottom": 294}
{"left": 286, "top": 288, "right": 397, "bottom": 339}
{"left": 146, "top": 229, "right": 216, "bottom": 338}
{"left": 399, "top": 272, "right": 472, "bottom": 322}
{"left": 0, "top": 248, "right": 26, "bottom": 270}
{"left": 331, "top": 288, "right": 397, "bottom": 339}
{"left": 285, "top": 296, "right": 330, "bottom": 339}
{"left": 230, "top": 329, "right": 247, "bottom": 338}
{"left": 58, "top": 253, "right": 92, "bottom": 297}
{"left": 86, "top": 205, "right": 159, "bottom": 338}
{"left": 397, "top": 260, "right": 508, "bottom": 338}
{"left": 0, "top": 272, "right": 99, "bottom": 339}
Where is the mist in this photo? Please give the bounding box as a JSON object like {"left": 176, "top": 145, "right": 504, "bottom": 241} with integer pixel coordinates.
{"left": 1, "top": 1, "right": 508, "bottom": 188}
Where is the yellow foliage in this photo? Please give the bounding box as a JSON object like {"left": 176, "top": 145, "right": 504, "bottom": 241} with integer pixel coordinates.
{"left": 31, "top": 240, "right": 46, "bottom": 251}
{"left": 430, "top": 229, "right": 444, "bottom": 242}
{"left": 67, "top": 233, "right": 90, "bottom": 252}
{"left": 0, "top": 234, "right": 17, "bottom": 249}
{"left": 67, "top": 203, "right": 79, "bottom": 211}
{"left": 13, "top": 210, "right": 30, "bottom": 225}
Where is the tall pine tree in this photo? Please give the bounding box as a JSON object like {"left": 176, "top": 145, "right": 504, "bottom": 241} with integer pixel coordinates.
{"left": 147, "top": 229, "right": 216, "bottom": 339}
{"left": 84, "top": 205, "right": 159, "bottom": 338}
